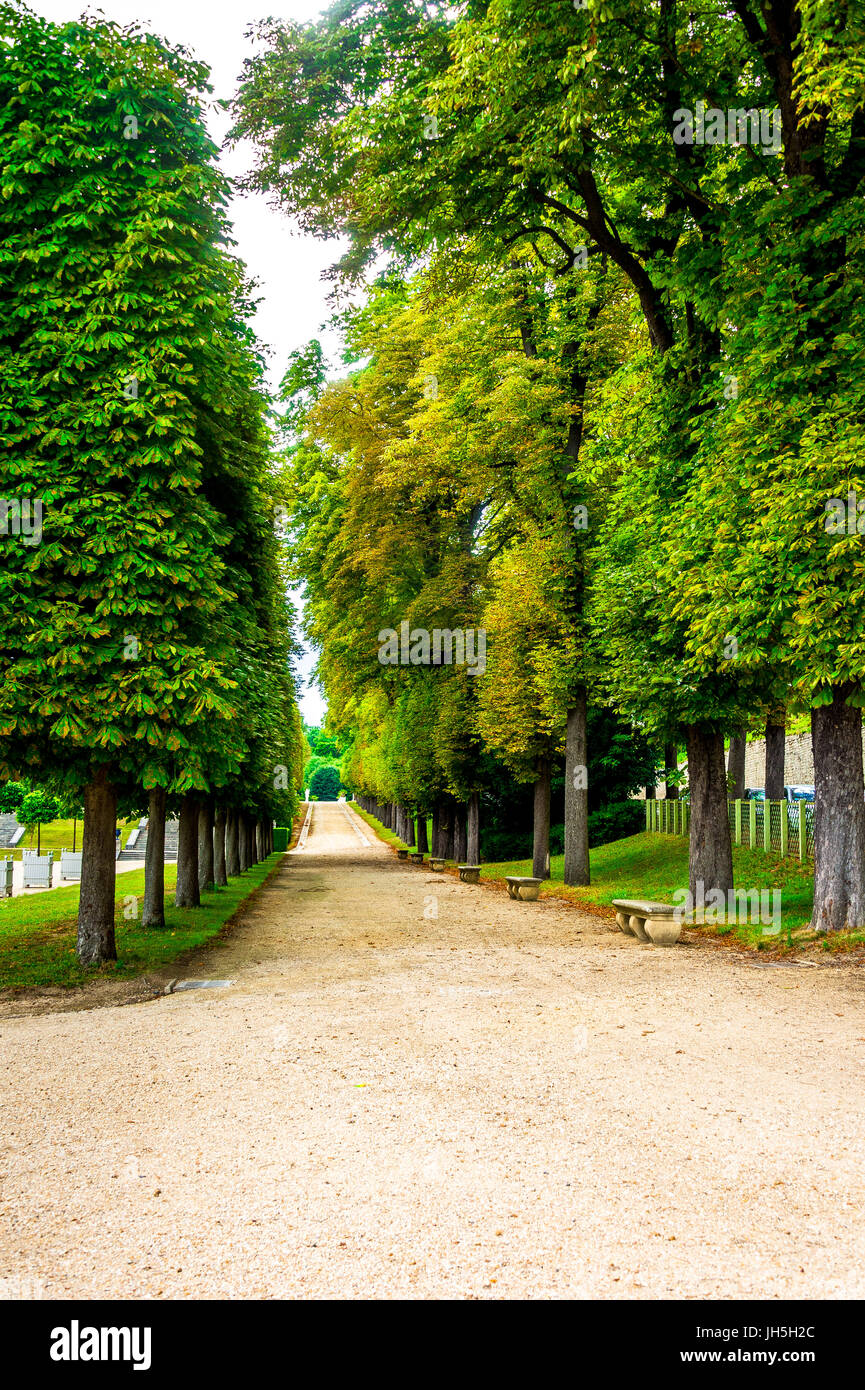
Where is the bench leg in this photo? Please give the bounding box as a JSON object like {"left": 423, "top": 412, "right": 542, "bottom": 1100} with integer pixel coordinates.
{"left": 629, "top": 914, "right": 650, "bottom": 943}
{"left": 644, "top": 916, "right": 682, "bottom": 946}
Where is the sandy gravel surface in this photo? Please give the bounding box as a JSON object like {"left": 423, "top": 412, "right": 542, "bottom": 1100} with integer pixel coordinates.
{"left": 1, "top": 801, "right": 864, "bottom": 1300}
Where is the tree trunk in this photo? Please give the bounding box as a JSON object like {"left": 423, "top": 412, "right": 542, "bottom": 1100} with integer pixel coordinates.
{"left": 454, "top": 804, "right": 468, "bottom": 863}
{"left": 142, "top": 786, "right": 166, "bottom": 929}
{"left": 644, "top": 753, "right": 658, "bottom": 800}
{"left": 727, "top": 729, "right": 747, "bottom": 800}
{"left": 225, "top": 809, "right": 240, "bottom": 877}
{"left": 443, "top": 800, "right": 455, "bottom": 860}
{"left": 175, "top": 795, "right": 200, "bottom": 908}
{"left": 255, "top": 820, "right": 264, "bottom": 862}
{"left": 685, "top": 725, "right": 734, "bottom": 903}
{"left": 213, "top": 806, "right": 228, "bottom": 887}
{"left": 406, "top": 814, "right": 416, "bottom": 848}
{"left": 564, "top": 695, "right": 590, "bottom": 885}
{"left": 239, "top": 814, "right": 250, "bottom": 871}
{"left": 416, "top": 813, "right": 429, "bottom": 855}
{"left": 664, "top": 743, "right": 679, "bottom": 799}
{"left": 532, "top": 758, "right": 551, "bottom": 880}
{"left": 77, "top": 767, "right": 118, "bottom": 964}
{"left": 765, "top": 717, "right": 786, "bottom": 800}
{"left": 198, "top": 796, "right": 214, "bottom": 892}
{"left": 431, "top": 801, "right": 444, "bottom": 857}
{"left": 467, "top": 791, "right": 480, "bottom": 864}
{"left": 811, "top": 687, "right": 865, "bottom": 932}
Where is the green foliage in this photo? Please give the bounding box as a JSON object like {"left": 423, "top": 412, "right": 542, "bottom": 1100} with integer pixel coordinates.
{"left": 586, "top": 800, "right": 646, "bottom": 849}
{"left": 309, "top": 764, "right": 341, "bottom": 801}
{"left": 0, "top": 779, "right": 27, "bottom": 812}
{"left": 18, "top": 788, "right": 59, "bottom": 830}
{"left": 0, "top": 6, "right": 304, "bottom": 835}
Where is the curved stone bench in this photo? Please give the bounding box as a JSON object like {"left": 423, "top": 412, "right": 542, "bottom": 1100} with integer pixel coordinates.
{"left": 428, "top": 857, "right": 445, "bottom": 871}
{"left": 458, "top": 864, "right": 480, "bottom": 884}
{"left": 612, "top": 898, "right": 682, "bottom": 946}
{"left": 396, "top": 848, "right": 409, "bottom": 860}
{"left": 408, "top": 852, "right": 425, "bottom": 864}
{"left": 506, "top": 876, "right": 543, "bottom": 902}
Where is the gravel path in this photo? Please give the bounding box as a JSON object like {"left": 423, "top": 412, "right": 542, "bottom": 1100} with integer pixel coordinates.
{"left": 1, "top": 801, "right": 864, "bottom": 1300}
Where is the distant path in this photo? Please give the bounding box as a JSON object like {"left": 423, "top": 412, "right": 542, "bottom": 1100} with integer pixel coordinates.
{"left": 1, "top": 801, "right": 863, "bottom": 1299}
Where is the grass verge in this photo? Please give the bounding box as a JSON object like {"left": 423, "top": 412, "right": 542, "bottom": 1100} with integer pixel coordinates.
{"left": 0, "top": 854, "right": 284, "bottom": 992}
{"left": 353, "top": 810, "right": 861, "bottom": 957}
{"left": 352, "top": 805, "right": 415, "bottom": 852}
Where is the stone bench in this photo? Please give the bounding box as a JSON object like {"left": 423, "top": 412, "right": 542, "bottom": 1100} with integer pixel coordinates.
{"left": 396, "top": 848, "right": 409, "bottom": 860}
{"left": 612, "top": 898, "right": 682, "bottom": 946}
{"left": 428, "top": 856, "right": 445, "bottom": 871}
{"left": 0, "top": 856, "right": 12, "bottom": 897}
{"left": 408, "top": 851, "right": 425, "bottom": 864}
{"left": 506, "top": 876, "right": 543, "bottom": 902}
{"left": 458, "top": 864, "right": 480, "bottom": 884}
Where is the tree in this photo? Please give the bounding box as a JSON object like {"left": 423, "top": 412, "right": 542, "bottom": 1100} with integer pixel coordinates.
{"left": 18, "top": 788, "right": 58, "bottom": 855}
{"left": 0, "top": 8, "right": 304, "bottom": 957}
{"left": 309, "top": 765, "right": 341, "bottom": 801}
{"left": 237, "top": 0, "right": 865, "bottom": 920}
{"left": 0, "top": 780, "right": 28, "bottom": 813}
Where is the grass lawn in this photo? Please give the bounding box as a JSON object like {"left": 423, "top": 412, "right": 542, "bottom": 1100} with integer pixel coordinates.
{"left": 0, "top": 854, "right": 284, "bottom": 992}
{"left": 478, "top": 832, "right": 824, "bottom": 949}
{"left": 354, "top": 806, "right": 859, "bottom": 954}
{"left": 3, "top": 815, "right": 140, "bottom": 859}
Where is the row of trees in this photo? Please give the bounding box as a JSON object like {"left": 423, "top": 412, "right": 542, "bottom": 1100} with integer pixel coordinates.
{"left": 0, "top": 7, "right": 304, "bottom": 962}
{"left": 233, "top": 0, "right": 865, "bottom": 930}
{"left": 276, "top": 265, "right": 656, "bottom": 869}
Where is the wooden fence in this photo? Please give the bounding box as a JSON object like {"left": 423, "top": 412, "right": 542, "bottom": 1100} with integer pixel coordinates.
{"left": 645, "top": 798, "right": 814, "bottom": 861}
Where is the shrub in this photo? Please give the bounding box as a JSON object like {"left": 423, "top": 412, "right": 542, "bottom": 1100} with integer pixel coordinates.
{"left": 587, "top": 800, "right": 645, "bottom": 847}
{"left": 0, "top": 780, "right": 28, "bottom": 812}
{"left": 309, "top": 765, "right": 341, "bottom": 802}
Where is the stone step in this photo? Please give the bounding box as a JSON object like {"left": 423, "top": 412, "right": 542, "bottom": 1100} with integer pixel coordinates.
{"left": 0, "top": 813, "right": 23, "bottom": 849}
{"left": 119, "top": 819, "right": 180, "bottom": 862}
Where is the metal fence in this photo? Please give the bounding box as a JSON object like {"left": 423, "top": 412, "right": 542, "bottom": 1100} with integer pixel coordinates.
{"left": 645, "top": 798, "right": 814, "bottom": 861}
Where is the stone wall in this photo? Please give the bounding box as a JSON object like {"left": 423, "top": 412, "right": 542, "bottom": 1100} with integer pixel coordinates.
{"left": 641, "top": 729, "right": 836, "bottom": 796}
{"left": 744, "top": 732, "right": 816, "bottom": 789}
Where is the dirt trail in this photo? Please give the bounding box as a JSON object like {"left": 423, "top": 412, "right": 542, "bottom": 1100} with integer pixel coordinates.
{"left": 1, "top": 800, "right": 863, "bottom": 1299}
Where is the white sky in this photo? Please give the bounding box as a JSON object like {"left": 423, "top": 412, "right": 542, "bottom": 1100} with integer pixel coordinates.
{"left": 31, "top": 0, "right": 339, "bottom": 725}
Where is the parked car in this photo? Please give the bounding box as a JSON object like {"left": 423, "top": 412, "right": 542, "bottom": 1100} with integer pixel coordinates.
{"left": 786, "top": 785, "right": 814, "bottom": 802}
{"left": 743, "top": 785, "right": 814, "bottom": 803}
